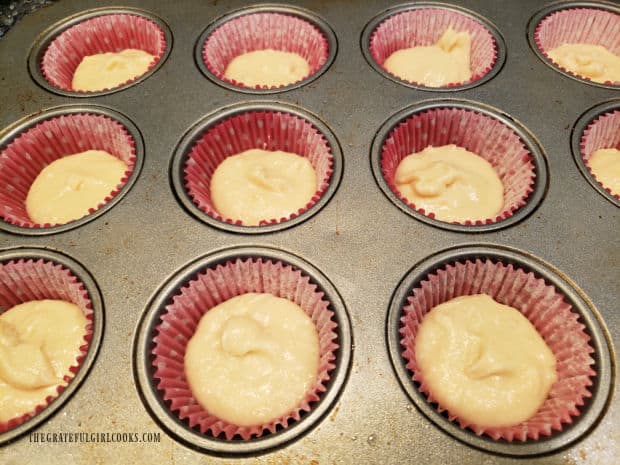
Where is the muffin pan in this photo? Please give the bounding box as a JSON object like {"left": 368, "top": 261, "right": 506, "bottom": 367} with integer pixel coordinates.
{"left": 0, "top": 0, "right": 618, "bottom": 464}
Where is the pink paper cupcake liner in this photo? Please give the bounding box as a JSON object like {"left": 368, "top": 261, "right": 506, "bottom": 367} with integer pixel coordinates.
{"left": 580, "top": 109, "right": 620, "bottom": 200}
{"left": 400, "top": 258, "right": 596, "bottom": 442}
{"left": 202, "top": 12, "right": 329, "bottom": 90}
{"left": 369, "top": 7, "right": 498, "bottom": 88}
{"left": 41, "top": 13, "right": 167, "bottom": 93}
{"left": 184, "top": 110, "right": 334, "bottom": 226}
{"left": 380, "top": 107, "right": 536, "bottom": 225}
{"left": 0, "top": 258, "right": 94, "bottom": 433}
{"left": 151, "top": 257, "right": 339, "bottom": 440}
{"left": 534, "top": 7, "right": 620, "bottom": 86}
{"left": 0, "top": 113, "right": 136, "bottom": 228}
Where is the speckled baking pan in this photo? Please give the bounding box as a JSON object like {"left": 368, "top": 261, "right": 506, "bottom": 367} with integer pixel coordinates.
{"left": 0, "top": 1, "right": 617, "bottom": 464}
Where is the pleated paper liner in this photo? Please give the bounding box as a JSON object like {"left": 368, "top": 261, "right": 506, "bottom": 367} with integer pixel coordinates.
{"left": 0, "top": 112, "right": 136, "bottom": 228}
{"left": 202, "top": 11, "right": 329, "bottom": 90}
{"left": 379, "top": 107, "right": 536, "bottom": 225}
{"left": 183, "top": 109, "right": 333, "bottom": 227}
{"left": 0, "top": 258, "right": 94, "bottom": 433}
{"left": 580, "top": 109, "right": 620, "bottom": 200}
{"left": 400, "top": 258, "right": 595, "bottom": 441}
{"left": 534, "top": 6, "right": 620, "bottom": 86}
{"left": 368, "top": 7, "right": 498, "bottom": 88}
{"left": 151, "top": 257, "right": 339, "bottom": 440}
{"left": 41, "top": 13, "right": 167, "bottom": 93}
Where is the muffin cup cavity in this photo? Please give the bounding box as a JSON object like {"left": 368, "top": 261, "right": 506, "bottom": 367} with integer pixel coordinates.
{"left": 371, "top": 100, "right": 547, "bottom": 232}
{"left": 0, "top": 106, "right": 144, "bottom": 235}
{"left": 529, "top": 2, "right": 620, "bottom": 89}
{"left": 30, "top": 8, "right": 172, "bottom": 97}
{"left": 387, "top": 246, "right": 614, "bottom": 456}
{"left": 134, "top": 247, "right": 352, "bottom": 454}
{"left": 153, "top": 258, "right": 337, "bottom": 440}
{"left": 573, "top": 101, "right": 620, "bottom": 206}
{"left": 197, "top": 5, "right": 337, "bottom": 93}
{"left": 172, "top": 102, "right": 343, "bottom": 234}
{"left": 0, "top": 248, "right": 103, "bottom": 444}
{"left": 362, "top": 3, "right": 505, "bottom": 91}
{"left": 401, "top": 260, "right": 594, "bottom": 441}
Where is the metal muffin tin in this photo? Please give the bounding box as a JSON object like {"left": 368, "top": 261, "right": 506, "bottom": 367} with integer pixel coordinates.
{"left": 134, "top": 246, "right": 352, "bottom": 455}
{"left": 386, "top": 244, "right": 614, "bottom": 456}
{"left": 526, "top": 1, "right": 620, "bottom": 91}
{"left": 0, "top": 0, "right": 617, "bottom": 464}
{"left": 571, "top": 99, "right": 620, "bottom": 207}
{"left": 0, "top": 247, "right": 104, "bottom": 446}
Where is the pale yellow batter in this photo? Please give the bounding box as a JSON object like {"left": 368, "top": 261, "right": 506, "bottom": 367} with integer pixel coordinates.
{"left": 26, "top": 150, "right": 128, "bottom": 225}
{"left": 223, "top": 49, "right": 310, "bottom": 87}
{"left": 415, "top": 294, "right": 557, "bottom": 428}
{"left": 589, "top": 148, "right": 620, "bottom": 195}
{"left": 210, "top": 149, "right": 317, "bottom": 225}
{"left": 72, "top": 49, "right": 155, "bottom": 92}
{"left": 547, "top": 44, "right": 620, "bottom": 83}
{"left": 184, "top": 293, "right": 319, "bottom": 426}
{"left": 394, "top": 144, "right": 503, "bottom": 222}
{"left": 0, "top": 300, "right": 87, "bottom": 423}
{"left": 384, "top": 27, "right": 472, "bottom": 87}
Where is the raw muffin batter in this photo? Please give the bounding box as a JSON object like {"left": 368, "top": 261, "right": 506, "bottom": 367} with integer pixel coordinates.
{"left": 210, "top": 148, "right": 317, "bottom": 225}
{"left": 588, "top": 148, "right": 620, "bottom": 195}
{"left": 224, "top": 49, "right": 310, "bottom": 87}
{"left": 0, "top": 300, "right": 87, "bottom": 423}
{"left": 184, "top": 293, "right": 319, "bottom": 426}
{"left": 26, "top": 150, "right": 128, "bottom": 225}
{"left": 383, "top": 27, "right": 472, "bottom": 87}
{"left": 547, "top": 44, "right": 620, "bottom": 83}
{"left": 394, "top": 144, "right": 504, "bottom": 222}
{"left": 415, "top": 294, "right": 557, "bottom": 428}
{"left": 72, "top": 49, "right": 155, "bottom": 91}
